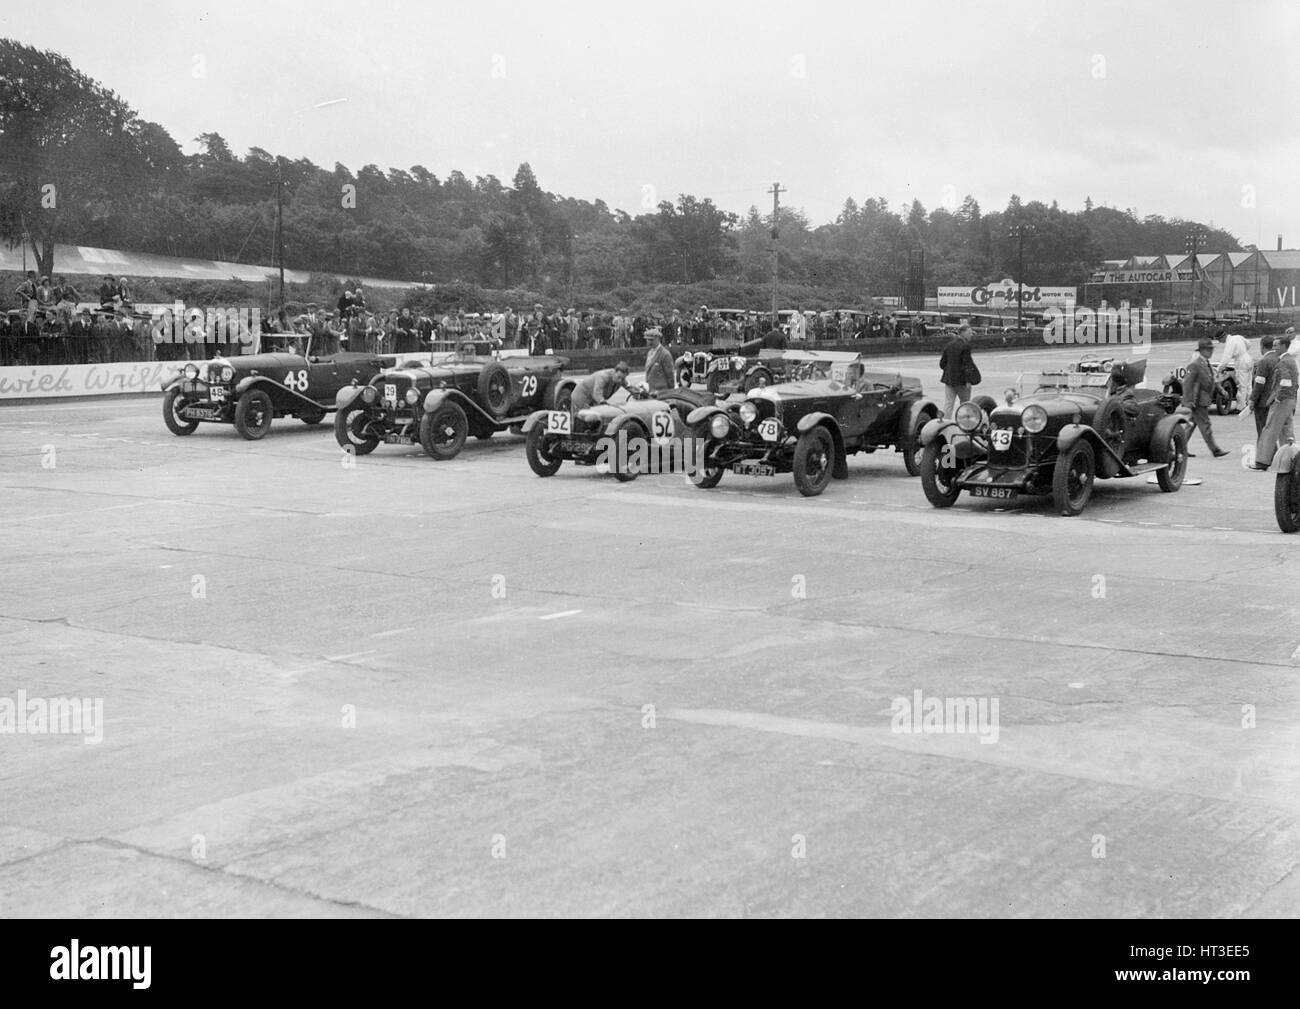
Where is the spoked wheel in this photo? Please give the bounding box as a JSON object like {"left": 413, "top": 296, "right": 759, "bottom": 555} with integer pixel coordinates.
{"left": 612, "top": 422, "right": 648, "bottom": 482}
{"left": 1052, "top": 440, "right": 1095, "bottom": 516}
{"left": 234, "top": 389, "right": 274, "bottom": 440}
{"left": 902, "top": 411, "right": 934, "bottom": 477}
{"left": 1156, "top": 425, "right": 1188, "bottom": 492}
{"left": 743, "top": 367, "right": 772, "bottom": 392}
{"left": 690, "top": 430, "right": 724, "bottom": 488}
{"left": 1093, "top": 398, "right": 1128, "bottom": 461}
{"left": 920, "top": 440, "right": 961, "bottom": 507}
{"left": 677, "top": 365, "right": 693, "bottom": 388}
{"left": 1275, "top": 467, "right": 1300, "bottom": 533}
{"left": 525, "top": 424, "right": 563, "bottom": 476}
{"left": 419, "top": 402, "right": 468, "bottom": 460}
{"left": 162, "top": 387, "right": 198, "bottom": 436}
{"left": 793, "top": 425, "right": 834, "bottom": 497}
{"left": 333, "top": 403, "right": 379, "bottom": 455}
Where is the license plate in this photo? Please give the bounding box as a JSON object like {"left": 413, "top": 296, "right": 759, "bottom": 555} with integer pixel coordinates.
{"left": 733, "top": 461, "right": 775, "bottom": 477}
{"left": 382, "top": 433, "right": 414, "bottom": 445}
{"left": 545, "top": 411, "right": 571, "bottom": 435}
{"left": 970, "top": 485, "right": 1017, "bottom": 499}
{"left": 209, "top": 386, "right": 226, "bottom": 402}
{"left": 181, "top": 406, "right": 223, "bottom": 421}
{"left": 758, "top": 418, "right": 780, "bottom": 442}
{"left": 384, "top": 383, "right": 397, "bottom": 405}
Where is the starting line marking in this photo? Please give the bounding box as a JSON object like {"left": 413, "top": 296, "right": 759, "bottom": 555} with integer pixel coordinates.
{"left": 539, "top": 609, "right": 583, "bottom": 621}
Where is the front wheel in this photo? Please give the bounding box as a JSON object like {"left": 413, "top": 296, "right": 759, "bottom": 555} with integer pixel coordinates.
{"left": 1155, "top": 425, "right": 1188, "bottom": 492}
{"left": 1052, "top": 440, "right": 1095, "bottom": 516}
{"left": 690, "top": 430, "right": 724, "bottom": 488}
{"left": 234, "top": 389, "right": 274, "bottom": 440}
{"left": 792, "top": 425, "right": 834, "bottom": 497}
{"left": 333, "top": 402, "right": 379, "bottom": 455}
{"left": 920, "top": 440, "right": 961, "bottom": 507}
{"left": 612, "top": 422, "right": 648, "bottom": 482}
{"left": 419, "top": 401, "right": 468, "bottom": 460}
{"left": 162, "top": 386, "right": 198, "bottom": 435}
{"left": 525, "top": 423, "right": 563, "bottom": 476}
{"left": 677, "top": 365, "right": 693, "bottom": 388}
{"left": 1275, "top": 468, "right": 1300, "bottom": 533}
{"left": 743, "top": 367, "right": 773, "bottom": 392}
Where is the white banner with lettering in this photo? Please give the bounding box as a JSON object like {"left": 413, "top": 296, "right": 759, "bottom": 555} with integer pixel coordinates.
{"left": 0, "top": 362, "right": 188, "bottom": 400}
{"left": 937, "top": 280, "right": 1077, "bottom": 310}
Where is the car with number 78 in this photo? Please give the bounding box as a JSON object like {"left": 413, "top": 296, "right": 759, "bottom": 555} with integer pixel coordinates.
{"left": 160, "top": 334, "right": 394, "bottom": 440}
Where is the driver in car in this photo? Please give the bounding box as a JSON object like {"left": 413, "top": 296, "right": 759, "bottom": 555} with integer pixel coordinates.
{"left": 570, "top": 362, "right": 630, "bottom": 412}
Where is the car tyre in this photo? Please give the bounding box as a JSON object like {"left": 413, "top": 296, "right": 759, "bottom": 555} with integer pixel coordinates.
{"left": 162, "top": 386, "right": 198, "bottom": 436}
{"left": 1214, "top": 378, "right": 1238, "bottom": 416}
{"left": 902, "top": 409, "right": 935, "bottom": 477}
{"left": 477, "top": 362, "right": 512, "bottom": 419}
{"left": 300, "top": 408, "right": 327, "bottom": 425}
{"left": 234, "top": 389, "right": 274, "bottom": 440}
{"left": 690, "top": 429, "right": 724, "bottom": 488}
{"left": 419, "top": 401, "right": 469, "bottom": 460}
{"left": 1155, "top": 425, "right": 1188, "bottom": 492}
{"left": 920, "top": 440, "right": 961, "bottom": 507}
{"left": 1275, "top": 468, "right": 1300, "bottom": 533}
{"left": 743, "top": 367, "right": 773, "bottom": 392}
{"left": 677, "top": 365, "right": 693, "bottom": 388}
{"left": 613, "top": 421, "right": 648, "bottom": 482}
{"left": 525, "top": 423, "right": 563, "bottom": 477}
{"left": 334, "top": 402, "right": 379, "bottom": 455}
{"left": 1052, "top": 439, "right": 1095, "bottom": 516}
{"left": 793, "top": 425, "right": 834, "bottom": 497}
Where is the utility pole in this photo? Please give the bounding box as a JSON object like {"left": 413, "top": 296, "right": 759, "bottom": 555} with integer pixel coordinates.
{"left": 276, "top": 158, "right": 286, "bottom": 313}
{"left": 1185, "top": 228, "right": 1202, "bottom": 325}
{"left": 769, "top": 182, "right": 785, "bottom": 326}
{"left": 1008, "top": 223, "right": 1033, "bottom": 331}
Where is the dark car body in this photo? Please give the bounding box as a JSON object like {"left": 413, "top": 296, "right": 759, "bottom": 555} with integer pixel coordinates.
{"left": 676, "top": 333, "right": 788, "bottom": 393}
{"left": 161, "top": 337, "right": 392, "bottom": 439}
{"left": 683, "top": 355, "right": 939, "bottom": 496}
{"left": 522, "top": 386, "right": 719, "bottom": 481}
{"left": 334, "top": 348, "right": 572, "bottom": 460}
{"left": 919, "top": 355, "right": 1190, "bottom": 516}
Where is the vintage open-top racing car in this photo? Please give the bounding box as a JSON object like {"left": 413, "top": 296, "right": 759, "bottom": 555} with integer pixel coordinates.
{"left": 676, "top": 332, "right": 788, "bottom": 393}
{"left": 1162, "top": 357, "right": 1241, "bottom": 415}
{"left": 919, "top": 355, "right": 1190, "bottom": 516}
{"left": 161, "top": 335, "right": 392, "bottom": 439}
{"left": 334, "top": 346, "right": 572, "bottom": 460}
{"left": 681, "top": 353, "right": 946, "bottom": 496}
{"left": 522, "top": 385, "right": 717, "bottom": 481}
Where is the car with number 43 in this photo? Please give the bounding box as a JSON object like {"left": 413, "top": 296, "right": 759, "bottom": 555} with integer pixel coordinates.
{"left": 918, "top": 355, "right": 1190, "bottom": 516}
{"left": 161, "top": 335, "right": 392, "bottom": 439}
{"left": 334, "top": 346, "right": 573, "bottom": 460}
{"left": 681, "top": 353, "right": 948, "bottom": 496}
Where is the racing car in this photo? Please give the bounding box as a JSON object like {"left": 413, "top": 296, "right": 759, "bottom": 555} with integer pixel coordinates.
{"left": 161, "top": 335, "right": 392, "bottom": 439}
{"left": 919, "top": 355, "right": 1190, "bottom": 516}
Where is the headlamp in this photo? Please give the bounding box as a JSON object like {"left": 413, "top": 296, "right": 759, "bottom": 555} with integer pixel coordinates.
{"left": 955, "top": 401, "right": 983, "bottom": 432}
{"left": 1022, "top": 405, "right": 1048, "bottom": 433}
{"left": 738, "top": 402, "right": 759, "bottom": 426}
{"left": 709, "top": 414, "right": 730, "bottom": 439}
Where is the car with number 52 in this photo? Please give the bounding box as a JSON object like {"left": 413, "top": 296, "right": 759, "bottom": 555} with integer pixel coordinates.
{"left": 160, "top": 335, "right": 392, "bottom": 439}
{"left": 334, "top": 347, "right": 573, "bottom": 460}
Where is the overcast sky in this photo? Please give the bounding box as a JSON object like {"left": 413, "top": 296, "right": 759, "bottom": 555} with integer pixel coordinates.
{"left": 5, "top": 0, "right": 1298, "bottom": 248}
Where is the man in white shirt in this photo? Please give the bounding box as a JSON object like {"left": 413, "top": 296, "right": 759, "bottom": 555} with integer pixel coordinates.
{"left": 1214, "top": 329, "right": 1253, "bottom": 410}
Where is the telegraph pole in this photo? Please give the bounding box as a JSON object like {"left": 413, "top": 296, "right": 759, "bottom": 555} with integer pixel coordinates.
{"left": 769, "top": 182, "right": 785, "bottom": 326}
{"left": 1008, "top": 223, "right": 1033, "bottom": 331}
{"left": 275, "top": 158, "right": 286, "bottom": 312}
{"left": 1185, "top": 228, "right": 1202, "bottom": 325}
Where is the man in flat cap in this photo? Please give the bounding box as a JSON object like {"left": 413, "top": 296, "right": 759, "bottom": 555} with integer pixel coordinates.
{"left": 643, "top": 327, "right": 676, "bottom": 394}
{"left": 1181, "top": 336, "right": 1229, "bottom": 457}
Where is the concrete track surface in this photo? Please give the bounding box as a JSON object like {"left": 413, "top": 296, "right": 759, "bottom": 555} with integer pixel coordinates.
{"left": 1, "top": 340, "right": 1297, "bottom": 918}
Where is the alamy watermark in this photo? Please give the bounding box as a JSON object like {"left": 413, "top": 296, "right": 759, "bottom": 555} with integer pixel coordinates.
{"left": 890, "top": 689, "right": 999, "bottom": 744}
{"left": 150, "top": 302, "right": 260, "bottom": 346}
{"left": 0, "top": 691, "right": 103, "bottom": 744}
{"left": 1043, "top": 304, "right": 1151, "bottom": 345}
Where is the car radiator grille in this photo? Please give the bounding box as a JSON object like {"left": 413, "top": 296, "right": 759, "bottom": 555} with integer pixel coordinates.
{"left": 988, "top": 428, "right": 1029, "bottom": 468}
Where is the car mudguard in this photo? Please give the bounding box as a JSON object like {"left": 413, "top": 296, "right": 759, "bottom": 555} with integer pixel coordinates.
{"left": 796, "top": 413, "right": 848, "bottom": 479}
{"left": 1149, "top": 413, "right": 1191, "bottom": 464}
{"left": 520, "top": 409, "right": 549, "bottom": 433}
{"left": 335, "top": 384, "right": 364, "bottom": 410}
{"left": 605, "top": 413, "right": 651, "bottom": 440}
{"left": 902, "top": 398, "right": 939, "bottom": 441}
{"left": 919, "top": 415, "right": 958, "bottom": 446}
{"left": 544, "top": 377, "right": 577, "bottom": 411}
{"left": 1056, "top": 423, "right": 1095, "bottom": 453}
{"left": 235, "top": 374, "right": 318, "bottom": 409}
{"left": 686, "top": 404, "right": 729, "bottom": 427}
{"left": 1275, "top": 442, "right": 1300, "bottom": 474}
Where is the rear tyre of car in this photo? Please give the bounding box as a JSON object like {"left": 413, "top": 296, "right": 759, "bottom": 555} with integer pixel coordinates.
{"left": 613, "top": 421, "right": 648, "bottom": 482}
{"left": 902, "top": 410, "right": 935, "bottom": 477}
{"left": 477, "top": 362, "right": 512, "bottom": 419}
{"left": 1155, "top": 425, "right": 1188, "bottom": 492}
{"left": 793, "top": 425, "right": 834, "bottom": 497}
{"left": 1092, "top": 397, "right": 1129, "bottom": 464}
{"left": 162, "top": 387, "right": 198, "bottom": 436}
{"left": 334, "top": 402, "right": 379, "bottom": 455}
{"left": 549, "top": 383, "right": 573, "bottom": 413}
{"left": 1214, "top": 379, "right": 1238, "bottom": 415}
{"left": 920, "top": 440, "right": 961, "bottom": 507}
{"left": 1052, "top": 440, "right": 1095, "bottom": 516}
{"left": 300, "top": 408, "right": 326, "bottom": 425}
{"left": 234, "top": 389, "right": 274, "bottom": 440}
{"left": 743, "top": 367, "right": 773, "bottom": 392}
{"left": 1274, "top": 468, "right": 1300, "bottom": 533}
{"left": 525, "top": 424, "right": 563, "bottom": 477}
{"left": 973, "top": 394, "right": 998, "bottom": 417}
{"left": 419, "top": 401, "right": 469, "bottom": 460}
{"left": 677, "top": 365, "right": 693, "bottom": 388}
{"left": 474, "top": 431, "right": 495, "bottom": 441}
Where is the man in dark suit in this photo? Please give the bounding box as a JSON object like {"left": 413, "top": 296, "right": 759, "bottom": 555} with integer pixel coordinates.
{"left": 1249, "top": 335, "right": 1278, "bottom": 438}
{"left": 1182, "top": 336, "right": 1230, "bottom": 457}
{"left": 1255, "top": 333, "right": 1297, "bottom": 469}
{"left": 938, "top": 324, "right": 978, "bottom": 418}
